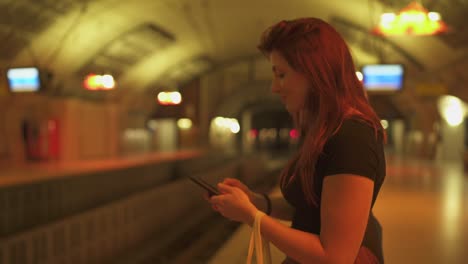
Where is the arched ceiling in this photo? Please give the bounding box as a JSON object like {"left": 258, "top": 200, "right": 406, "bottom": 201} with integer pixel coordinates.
{"left": 1, "top": 0, "right": 467, "bottom": 100}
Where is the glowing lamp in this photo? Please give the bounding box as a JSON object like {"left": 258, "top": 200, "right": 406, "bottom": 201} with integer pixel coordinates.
{"left": 214, "top": 117, "right": 225, "bottom": 127}
{"left": 84, "top": 74, "right": 115, "bottom": 90}
{"left": 229, "top": 119, "right": 240, "bottom": 134}
{"left": 211, "top": 117, "right": 240, "bottom": 134}
{"left": 380, "top": 120, "right": 389, "bottom": 130}
{"left": 157, "top": 91, "right": 182, "bottom": 105}
{"left": 101, "top": 75, "right": 115, "bottom": 89}
{"left": 356, "top": 71, "right": 363, "bottom": 82}
{"left": 438, "top": 96, "right": 465, "bottom": 127}
{"left": 373, "top": 2, "right": 448, "bottom": 36}
{"left": 177, "top": 118, "right": 192, "bottom": 130}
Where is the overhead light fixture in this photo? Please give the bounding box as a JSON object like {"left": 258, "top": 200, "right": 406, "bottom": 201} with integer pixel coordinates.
{"left": 157, "top": 91, "right": 182, "bottom": 105}
{"left": 177, "top": 118, "right": 193, "bottom": 130}
{"left": 211, "top": 117, "right": 240, "bottom": 134}
{"left": 373, "top": 2, "right": 448, "bottom": 36}
{"left": 83, "top": 74, "right": 116, "bottom": 91}
{"left": 438, "top": 95, "right": 465, "bottom": 127}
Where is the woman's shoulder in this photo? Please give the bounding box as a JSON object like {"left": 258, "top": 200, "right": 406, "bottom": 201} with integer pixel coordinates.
{"left": 335, "top": 118, "right": 375, "bottom": 137}
{"left": 326, "top": 118, "right": 381, "bottom": 149}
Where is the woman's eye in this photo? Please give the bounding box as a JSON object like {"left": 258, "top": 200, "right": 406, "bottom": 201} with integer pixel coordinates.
{"left": 276, "top": 73, "right": 285, "bottom": 79}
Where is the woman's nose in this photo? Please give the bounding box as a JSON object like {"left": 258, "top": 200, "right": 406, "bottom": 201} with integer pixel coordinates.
{"left": 271, "top": 79, "right": 280, "bottom": 94}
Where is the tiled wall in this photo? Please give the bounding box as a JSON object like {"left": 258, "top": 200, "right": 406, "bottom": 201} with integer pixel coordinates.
{"left": 0, "top": 162, "right": 174, "bottom": 238}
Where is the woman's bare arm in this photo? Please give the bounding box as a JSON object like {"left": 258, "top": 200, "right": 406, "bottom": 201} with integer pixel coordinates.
{"left": 249, "top": 174, "right": 374, "bottom": 263}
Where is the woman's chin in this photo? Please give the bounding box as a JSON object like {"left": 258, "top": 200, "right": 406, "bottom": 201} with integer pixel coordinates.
{"left": 285, "top": 105, "right": 298, "bottom": 114}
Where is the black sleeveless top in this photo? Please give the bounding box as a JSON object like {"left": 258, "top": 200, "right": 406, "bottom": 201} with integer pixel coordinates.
{"left": 281, "top": 119, "right": 386, "bottom": 263}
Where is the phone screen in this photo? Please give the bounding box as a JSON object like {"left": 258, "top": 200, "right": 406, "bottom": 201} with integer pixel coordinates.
{"left": 188, "top": 176, "right": 220, "bottom": 196}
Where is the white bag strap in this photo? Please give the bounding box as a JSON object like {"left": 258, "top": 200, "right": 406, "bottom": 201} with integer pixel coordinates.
{"left": 247, "top": 211, "right": 272, "bottom": 264}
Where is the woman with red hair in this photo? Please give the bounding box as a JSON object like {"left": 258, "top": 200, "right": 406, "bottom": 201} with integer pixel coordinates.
{"left": 209, "top": 17, "right": 386, "bottom": 264}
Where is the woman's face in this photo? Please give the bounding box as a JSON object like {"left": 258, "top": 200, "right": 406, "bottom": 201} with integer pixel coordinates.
{"left": 269, "top": 50, "right": 310, "bottom": 114}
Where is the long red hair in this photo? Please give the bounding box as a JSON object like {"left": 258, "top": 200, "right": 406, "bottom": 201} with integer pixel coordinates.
{"left": 258, "top": 18, "right": 386, "bottom": 206}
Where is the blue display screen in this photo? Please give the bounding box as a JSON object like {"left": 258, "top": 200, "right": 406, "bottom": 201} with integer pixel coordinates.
{"left": 7, "top": 67, "right": 41, "bottom": 92}
{"left": 362, "top": 64, "right": 404, "bottom": 91}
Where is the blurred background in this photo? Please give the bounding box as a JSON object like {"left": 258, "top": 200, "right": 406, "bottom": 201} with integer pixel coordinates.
{"left": 0, "top": 0, "right": 467, "bottom": 263}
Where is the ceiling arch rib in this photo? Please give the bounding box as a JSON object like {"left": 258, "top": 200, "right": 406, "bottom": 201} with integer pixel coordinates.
{"left": 330, "top": 17, "right": 424, "bottom": 72}
{"left": 216, "top": 80, "right": 280, "bottom": 118}
{"left": 157, "top": 55, "right": 214, "bottom": 88}
{"left": 0, "top": 0, "right": 79, "bottom": 62}
{"left": 78, "top": 23, "right": 175, "bottom": 81}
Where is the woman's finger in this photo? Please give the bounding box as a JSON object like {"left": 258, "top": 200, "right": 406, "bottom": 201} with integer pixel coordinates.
{"left": 209, "top": 194, "right": 224, "bottom": 204}
{"left": 217, "top": 183, "right": 237, "bottom": 193}
{"left": 223, "top": 178, "right": 240, "bottom": 186}
{"left": 223, "top": 178, "right": 250, "bottom": 194}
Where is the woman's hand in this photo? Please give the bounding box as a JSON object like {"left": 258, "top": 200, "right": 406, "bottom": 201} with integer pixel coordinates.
{"left": 221, "top": 178, "right": 255, "bottom": 201}
{"left": 209, "top": 183, "right": 258, "bottom": 225}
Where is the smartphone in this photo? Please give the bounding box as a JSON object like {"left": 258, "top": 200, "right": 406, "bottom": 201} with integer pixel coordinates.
{"left": 188, "top": 175, "right": 220, "bottom": 196}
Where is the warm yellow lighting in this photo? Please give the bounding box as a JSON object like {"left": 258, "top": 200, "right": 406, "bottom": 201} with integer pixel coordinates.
{"left": 428, "top": 12, "right": 441, "bottom": 21}
{"left": 147, "top": 120, "right": 158, "bottom": 130}
{"left": 438, "top": 96, "right": 465, "bottom": 127}
{"left": 157, "top": 91, "right": 182, "bottom": 105}
{"left": 221, "top": 118, "right": 231, "bottom": 128}
{"left": 84, "top": 74, "right": 116, "bottom": 90}
{"left": 373, "top": 2, "right": 448, "bottom": 36}
{"left": 444, "top": 106, "right": 463, "bottom": 127}
{"left": 229, "top": 119, "right": 240, "bottom": 134}
{"left": 170, "top": 92, "right": 182, "bottom": 104}
{"left": 381, "top": 120, "right": 389, "bottom": 129}
{"left": 356, "top": 71, "right": 363, "bottom": 81}
{"left": 381, "top": 13, "right": 396, "bottom": 24}
{"left": 443, "top": 173, "right": 463, "bottom": 241}
{"left": 214, "top": 117, "right": 225, "bottom": 127}
{"left": 157, "top": 92, "right": 167, "bottom": 101}
{"left": 101, "top": 75, "right": 115, "bottom": 89}
{"left": 211, "top": 117, "right": 240, "bottom": 134}
{"left": 400, "top": 12, "right": 425, "bottom": 23}
{"left": 177, "top": 118, "right": 192, "bottom": 130}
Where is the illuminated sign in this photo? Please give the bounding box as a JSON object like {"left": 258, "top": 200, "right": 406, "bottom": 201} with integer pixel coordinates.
{"left": 7, "top": 67, "right": 41, "bottom": 92}
{"left": 362, "top": 64, "right": 404, "bottom": 92}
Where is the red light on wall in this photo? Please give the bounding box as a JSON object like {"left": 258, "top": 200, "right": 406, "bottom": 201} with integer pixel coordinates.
{"left": 157, "top": 92, "right": 182, "bottom": 105}
{"left": 84, "top": 74, "right": 115, "bottom": 91}
{"left": 289, "top": 129, "right": 299, "bottom": 139}
{"left": 249, "top": 129, "right": 258, "bottom": 138}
